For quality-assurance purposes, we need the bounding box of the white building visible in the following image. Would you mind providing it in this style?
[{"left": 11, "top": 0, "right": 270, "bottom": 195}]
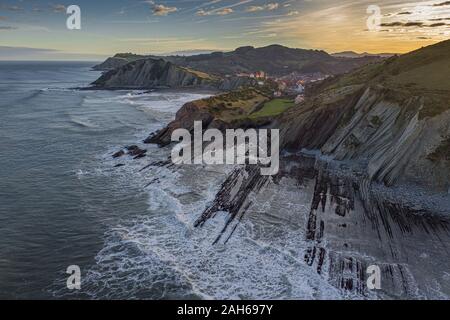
[{"left": 295, "top": 84, "right": 305, "bottom": 93}]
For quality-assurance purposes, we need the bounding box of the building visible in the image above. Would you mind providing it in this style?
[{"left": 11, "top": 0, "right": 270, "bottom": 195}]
[
  {"left": 295, "top": 95, "right": 305, "bottom": 104},
  {"left": 295, "top": 83, "right": 305, "bottom": 94},
  {"left": 254, "top": 71, "right": 266, "bottom": 79}
]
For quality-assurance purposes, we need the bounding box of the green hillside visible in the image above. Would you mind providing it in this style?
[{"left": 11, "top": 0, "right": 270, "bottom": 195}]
[
  {"left": 329, "top": 40, "right": 450, "bottom": 91},
  {"left": 317, "top": 39, "right": 450, "bottom": 119}
]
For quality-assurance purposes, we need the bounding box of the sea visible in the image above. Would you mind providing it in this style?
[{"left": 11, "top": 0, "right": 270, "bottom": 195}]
[{"left": 0, "top": 61, "right": 346, "bottom": 299}]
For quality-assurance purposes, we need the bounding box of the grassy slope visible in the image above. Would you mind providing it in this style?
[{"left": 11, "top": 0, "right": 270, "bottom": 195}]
[
  {"left": 249, "top": 99, "right": 295, "bottom": 119},
  {"left": 319, "top": 40, "right": 450, "bottom": 119},
  {"left": 198, "top": 88, "right": 271, "bottom": 121},
  {"left": 190, "top": 87, "right": 295, "bottom": 124},
  {"left": 179, "top": 67, "right": 220, "bottom": 81},
  {"left": 113, "top": 53, "right": 148, "bottom": 61},
  {"left": 330, "top": 40, "right": 450, "bottom": 89}
]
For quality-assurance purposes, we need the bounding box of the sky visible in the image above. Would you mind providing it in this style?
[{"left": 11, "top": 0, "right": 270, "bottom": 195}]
[{"left": 0, "top": 0, "right": 449, "bottom": 60}]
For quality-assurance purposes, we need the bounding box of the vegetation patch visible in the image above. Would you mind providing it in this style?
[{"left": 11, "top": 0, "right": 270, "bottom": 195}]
[
  {"left": 427, "top": 137, "right": 450, "bottom": 162},
  {"left": 419, "top": 95, "right": 450, "bottom": 120},
  {"left": 180, "top": 67, "right": 219, "bottom": 81},
  {"left": 249, "top": 99, "right": 295, "bottom": 119},
  {"left": 370, "top": 115, "right": 383, "bottom": 127},
  {"left": 194, "top": 88, "right": 271, "bottom": 122},
  {"left": 114, "top": 53, "right": 147, "bottom": 61}
]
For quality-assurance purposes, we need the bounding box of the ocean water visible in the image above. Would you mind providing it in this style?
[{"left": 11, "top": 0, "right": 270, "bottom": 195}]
[{"left": 0, "top": 61, "right": 343, "bottom": 300}]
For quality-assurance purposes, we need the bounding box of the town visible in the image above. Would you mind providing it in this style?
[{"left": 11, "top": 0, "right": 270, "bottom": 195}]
[{"left": 234, "top": 69, "right": 330, "bottom": 104}]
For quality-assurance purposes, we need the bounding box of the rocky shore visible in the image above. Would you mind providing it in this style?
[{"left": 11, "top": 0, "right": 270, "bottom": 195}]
[
  {"left": 102, "top": 40, "right": 450, "bottom": 298},
  {"left": 190, "top": 152, "right": 449, "bottom": 298}
]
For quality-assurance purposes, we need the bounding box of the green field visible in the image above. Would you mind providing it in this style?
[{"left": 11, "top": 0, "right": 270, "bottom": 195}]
[{"left": 250, "top": 98, "right": 295, "bottom": 119}]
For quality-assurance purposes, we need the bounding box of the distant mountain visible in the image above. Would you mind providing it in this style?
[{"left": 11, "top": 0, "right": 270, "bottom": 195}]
[
  {"left": 332, "top": 51, "right": 396, "bottom": 58},
  {"left": 164, "top": 45, "right": 383, "bottom": 77},
  {"left": 93, "top": 44, "right": 384, "bottom": 76},
  {"left": 163, "top": 49, "right": 217, "bottom": 56}
]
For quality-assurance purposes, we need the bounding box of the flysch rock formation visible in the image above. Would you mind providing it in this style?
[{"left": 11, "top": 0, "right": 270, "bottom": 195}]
[
  {"left": 92, "top": 53, "right": 152, "bottom": 71},
  {"left": 91, "top": 58, "right": 257, "bottom": 91},
  {"left": 178, "top": 41, "right": 450, "bottom": 299},
  {"left": 279, "top": 85, "right": 450, "bottom": 193},
  {"left": 92, "top": 57, "right": 130, "bottom": 71},
  {"left": 192, "top": 155, "right": 450, "bottom": 299}
]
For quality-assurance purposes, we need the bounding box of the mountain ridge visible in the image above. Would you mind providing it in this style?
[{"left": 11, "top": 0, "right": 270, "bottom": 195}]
[
  {"left": 332, "top": 51, "right": 396, "bottom": 58},
  {"left": 93, "top": 44, "right": 383, "bottom": 76}
]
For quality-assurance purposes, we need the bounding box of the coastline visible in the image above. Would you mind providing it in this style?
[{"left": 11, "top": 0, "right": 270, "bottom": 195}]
[{"left": 79, "top": 85, "right": 221, "bottom": 95}]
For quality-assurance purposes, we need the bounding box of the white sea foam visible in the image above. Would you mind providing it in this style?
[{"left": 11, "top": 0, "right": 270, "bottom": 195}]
[{"left": 82, "top": 177, "right": 344, "bottom": 299}]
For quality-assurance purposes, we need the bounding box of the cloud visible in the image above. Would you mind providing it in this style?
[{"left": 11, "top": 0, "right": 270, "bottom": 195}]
[
  {"left": 145, "top": 1, "right": 177, "bottom": 16},
  {"left": 197, "top": 0, "right": 253, "bottom": 16},
  {"left": 433, "top": 1, "right": 450, "bottom": 6},
  {"left": 429, "top": 17, "right": 450, "bottom": 21},
  {"left": 0, "top": 46, "right": 107, "bottom": 60},
  {"left": 0, "top": 26, "right": 17, "bottom": 30},
  {"left": 381, "top": 21, "right": 424, "bottom": 27},
  {"left": 196, "top": 9, "right": 208, "bottom": 16},
  {"left": 51, "top": 4, "right": 66, "bottom": 13},
  {"left": 0, "top": 5, "right": 23, "bottom": 11},
  {"left": 0, "top": 46, "right": 58, "bottom": 54},
  {"left": 380, "top": 22, "right": 404, "bottom": 27},
  {"left": 216, "top": 8, "right": 233, "bottom": 15},
  {"left": 0, "top": 16, "right": 7, "bottom": 20},
  {"left": 153, "top": 4, "right": 177, "bottom": 16},
  {"left": 197, "top": 8, "right": 233, "bottom": 16},
  {"left": 429, "top": 22, "right": 447, "bottom": 26},
  {"left": 246, "top": 3, "right": 279, "bottom": 13},
  {"left": 381, "top": 21, "right": 449, "bottom": 28}
]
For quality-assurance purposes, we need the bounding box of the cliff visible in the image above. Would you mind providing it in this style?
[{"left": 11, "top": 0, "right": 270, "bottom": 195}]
[
  {"left": 278, "top": 39, "right": 450, "bottom": 192},
  {"left": 146, "top": 87, "right": 276, "bottom": 146},
  {"left": 92, "top": 53, "right": 150, "bottom": 71},
  {"left": 92, "top": 57, "right": 130, "bottom": 71},
  {"left": 91, "top": 58, "right": 257, "bottom": 90}
]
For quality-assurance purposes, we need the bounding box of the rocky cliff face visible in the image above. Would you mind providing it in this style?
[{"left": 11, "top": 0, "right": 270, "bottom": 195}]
[
  {"left": 145, "top": 88, "right": 272, "bottom": 146},
  {"left": 92, "top": 58, "right": 216, "bottom": 89},
  {"left": 92, "top": 53, "right": 151, "bottom": 71},
  {"left": 279, "top": 85, "right": 450, "bottom": 192},
  {"left": 145, "top": 99, "right": 215, "bottom": 146},
  {"left": 280, "top": 40, "right": 450, "bottom": 192},
  {"left": 92, "top": 57, "right": 130, "bottom": 71},
  {"left": 91, "top": 58, "right": 257, "bottom": 90}
]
